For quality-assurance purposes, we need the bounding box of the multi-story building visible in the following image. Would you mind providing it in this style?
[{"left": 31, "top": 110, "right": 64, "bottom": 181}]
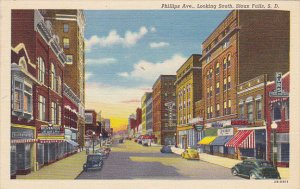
[
  {"left": 141, "top": 92, "right": 152, "bottom": 135},
  {"left": 11, "top": 10, "right": 69, "bottom": 176},
  {"left": 43, "top": 9, "right": 86, "bottom": 148},
  {"left": 84, "top": 110, "right": 101, "bottom": 137},
  {"left": 103, "top": 119, "right": 111, "bottom": 131},
  {"left": 175, "top": 54, "right": 203, "bottom": 149},
  {"left": 128, "top": 114, "right": 136, "bottom": 137},
  {"left": 266, "top": 72, "right": 289, "bottom": 167},
  {"left": 152, "top": 75, "right": 177, "bottom": 145},
  {"left": 200, "top": 10, "right": 289, "bottom": 130},
  {"left": 145, "top": 93, "right": 153, "bottom": 135}
]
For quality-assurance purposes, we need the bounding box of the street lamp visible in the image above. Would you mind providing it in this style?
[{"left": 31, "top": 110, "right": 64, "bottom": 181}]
[
  {"left": 99, "top": 133, "right": 102, "bottom": 147},
  {"left": 92, "top": 131, "right": 95, "bottom": 153},
  {"left": 271, "top": 121, "right": 278, "bottom": 169}
]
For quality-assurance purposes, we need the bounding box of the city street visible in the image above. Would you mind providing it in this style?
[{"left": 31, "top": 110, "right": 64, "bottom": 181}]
[{"left": 76, "top": 140, "right": 242, "bottom": 180}]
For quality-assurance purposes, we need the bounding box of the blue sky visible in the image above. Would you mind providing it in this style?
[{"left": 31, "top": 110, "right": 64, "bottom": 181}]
[{"left": 84, "top": 10, "right": 230, "bottom": 130}]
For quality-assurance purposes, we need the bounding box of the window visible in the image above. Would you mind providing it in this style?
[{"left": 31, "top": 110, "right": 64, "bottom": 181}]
[
  {"left": 223, "top": 39, "right": 229, "bottom": 49},
  {"left": 51, "top": 102, "right": 58, "bottom": 124},
  {"left": 223, "top": 78, "right": 227, "bottom": 91},
  {"left": 239, "top": 104, "right": 244, "bottom": 118},
  {"left": 38, "top": 95, "right": 46, "bottom": 121},
  {"left": 227, "top": 54, "right": 231, "bottom": 67},
  {"left": 50, "top": 63, "right": 57, "bottom": 92},
  {"left": 57, "top": 76, "right": 62, "bottom": 95},
  {"left": 247, "top": 103, "right": 254, "bottom": 122},
  {"left": 210, "top": 86, "right": 213, "bottom": 97},
  {"left": 223, "top": 58, "right": 227, "bottom": 69},
  {"left": 228, "top": 100, "right": 231, "bottom": 114},
  {"left": 273, "top": 103, "right": 281, "bottom": 121},
  {"left": 210, "top": 106, "right": 213, "bottom": 118},
  {"left": 256, "top": 100, "right": 262, "bottom": 120},
  {"left": 207, "top": 87, "right": 209, "bottom": 98},
  {"left": 224, "top": 101, "right": 227, "bottom": 115},
  {"left": 206, "top": 70, "right": 210, "bottom": 80},
  {"left": 13, "top": 81, "right": 22, "bottom": 111},
  {"left": 37, "top": 57, "right": 45, "bottom": 84},
  {"left": 63, "top": 24, "right": 69, "bottom": 32},
  {"left": 206, "top": 54, "right": 211, "bottom": 63},
  {"left": 66, "top": 55, "right": 73, "bottom": 64},
  {"left": 207, "top": 107, "right": 210, "bottom": 119},
  {"left": 216, "top": 103, "right": 220, "bottom": 117},
  {"left": 283, "top": 101, "right": 289, "bottom": 120},
  {"left": 23, "top": 85, "right": 32, "bottom": 113},
  {"left": 216, "top": 82, "right": 220, "bottom": 94},
  {"left": 209, "top": 68, "right": 213, "bottom": 78},
  {"left": 216, "top": 63, "right": 220, "bottom": 75},
  {"left": 227, "top": 76, "right": 231, "bottom": 89},
  {"left": 63, "top": 38, "right": 70, "bottom": 49}
]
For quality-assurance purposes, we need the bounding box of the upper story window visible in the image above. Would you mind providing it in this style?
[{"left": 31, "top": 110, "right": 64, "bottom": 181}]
[
  {"left": 37, "top": 57, "right": 45, "bottom": 84},
  {"left": 228, "top": 100, "right": 231, "bottom": 114},
  {"left": 12, "top": 79, "right": 33, "bottom": 114},
  {"left": 247, "top": 102, "right": 254, "bottom": 122},
  {"left": 223, "top": 39, "right": 230, "bottom": 49},
  {"left": 223, "top": 101, "right": 227, "bottom": 115},
  {"left": 57, "top": 76, "right": 62, "bottom": 95},
  {"left": 63, "top": 38, "right": 70, "bottom": 49},
  {"left": 216, "top": 82, "right": 220, "bottom": 94},
  {"left": 216, "top": 103, "right": 220, "bottom": 117},
  {"left": 50, "top": 63, "right": 57, "bottom": 92},
  {"left": 256, "top": 99, "right": 262, "bottom": 120},
  {"left": 38, "top": 95, "right": 46, "bottom": 121},
  {"left": 223, "top": 58, "right": 227, "bottom": 69},
  {"left": 227, "top": 54, "right": 231, "bottom": 67},
  {"left": 63, "top": 24, "right": 69, "bottom": 33},
  {"left": 206, "top": 70, "right": 210, "bottom": 80},
  {"left": 223, "top": 78, "right": 227, "bottom": 91},
  {"left": 210, "top": 86, "right": 213, "bottom": 97},
  {"left": 272, "top": 103, "right": 281, "bottom": 121},
  {"left": 209, "top": 68, "right": 213, "bottom": 78},
  {"left": 239, "top": 103, "right": 244, "bottom": 118},
  {"left": 227, "top": 76, "right": 231, "bottom": 89},
  {"left": 206, "top": 54, "right": 211, "bottom": 63},
  {"left": 51, "top": 102, "right": 58, "bottom": 124},
  {"left": 66, "top": 55, "right": 73, "bottom": 64},
  {"left": 216, "top": 63, "right": 220, "bottom": 75},
  {"left": 206, "top": 87, "right": 209, "bottom": 99}
]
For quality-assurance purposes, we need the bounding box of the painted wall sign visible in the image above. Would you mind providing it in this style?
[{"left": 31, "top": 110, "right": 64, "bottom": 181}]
[
  {"left": 231, "top": 119, "right": 249, "bottom": 125},
  {"left": 11, "top": 127, "right": 34, "bottom": 140}
]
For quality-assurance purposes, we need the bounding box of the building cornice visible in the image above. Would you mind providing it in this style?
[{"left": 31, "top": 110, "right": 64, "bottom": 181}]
[{"left": 174, "top": 67, "right": 202, "bottom": 85}]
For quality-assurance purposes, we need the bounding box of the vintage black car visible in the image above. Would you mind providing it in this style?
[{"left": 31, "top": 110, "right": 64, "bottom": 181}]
[
  {"left": 231, "top": 159, "right": 281, "bottom": 179},
  {"left": 83, "top": 154, "right": 104, "bottom": 171},
  {"left": 160, "top": 145, "right": 172, "bottom": 153}
]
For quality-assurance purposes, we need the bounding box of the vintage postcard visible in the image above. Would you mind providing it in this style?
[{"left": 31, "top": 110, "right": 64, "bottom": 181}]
[{"left": 0, "top": 0, "right": 299, "bottom": 189}]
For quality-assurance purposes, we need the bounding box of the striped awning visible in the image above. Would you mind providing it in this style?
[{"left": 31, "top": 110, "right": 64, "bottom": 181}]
[
  {"left": 198, "top": 136, "right": 217, "bottom": 145},
  {"left": 225, "top": 130, "right": 255, "bottom": 149},
  {"left": 11, "top": 139, "right": 38, "bottom": 144}
]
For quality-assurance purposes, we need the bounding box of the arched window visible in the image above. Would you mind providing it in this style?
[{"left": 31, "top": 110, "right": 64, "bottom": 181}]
[
  {"left": 227, "top": 54, "right": 231, "bottom": 67},
  {"left": 227, "top": 76, "right": 231, "bottom": 89},
  {"left": 216, "top": 63, "right": 220, "bottom": 74},
  {"left": 37, "top": 57, "right": 45, "bottom": 84},
  {"left": 223, "top": 58, "right": 227, "bottom": 69}
]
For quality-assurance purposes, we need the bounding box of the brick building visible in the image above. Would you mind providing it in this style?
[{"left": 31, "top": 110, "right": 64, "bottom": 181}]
[
  {"left": 141, "top": 92, "right": 152, "bottom": 135},
  {"left": 43, "top": 10, "right": 86, "bottom": 148},
  {"left": 84, "top": 109, "right": 101, "bottom": 137},
  {"left": 200, "top": 10, "right": 289, "bottom": 130},
  {"left": 152, "top": 75, "right": 176, "bottom": 145},
  {"left": 175, "top": 55, "right": 203, "bottom": 149},
  {"left": 145, "top": 93, "right": 153, "bottom": 135}
]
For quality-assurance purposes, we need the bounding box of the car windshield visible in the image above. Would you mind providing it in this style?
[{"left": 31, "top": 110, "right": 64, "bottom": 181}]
[
  {"left": 257, "top": 161, "right": 273, "bottom": 167},
  {"left": 87, "top": 155, "right": 101, "bottom": 162}
]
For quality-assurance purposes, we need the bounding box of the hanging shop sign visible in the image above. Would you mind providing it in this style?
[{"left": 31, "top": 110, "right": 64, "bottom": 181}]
[
  {"left": 39, "top": 125, "right": 64, "bottom": 137},
  {"left": 269, "top": 72, "right": 289, "bottom": 97},
  {"left": 218, "top": 128, "right": 234, "bottom": 136}
]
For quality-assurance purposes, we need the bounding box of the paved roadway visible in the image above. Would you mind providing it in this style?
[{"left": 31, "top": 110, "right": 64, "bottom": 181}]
[{"left": 76, "top": 140, "right": 243, "bottom": 180}]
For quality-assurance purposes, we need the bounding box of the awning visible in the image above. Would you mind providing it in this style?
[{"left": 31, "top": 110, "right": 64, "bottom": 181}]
[
  {"left": 210, "top": 136, "right": 233, "bottom": 146},
  {"left": 39, "top": 139, "right": 64, "bottom": 143},
  {"left": 198, "top": 136, "right": 217, "bottom": 145},
  {"left": 11, "top": 139, "right": 38, "bottom": 144},
  {"left": 225, "top": 130, "right": 255, "bottom": 149},
  {"left": 66, "top": 140, "right": 79, "bottom": 147}
]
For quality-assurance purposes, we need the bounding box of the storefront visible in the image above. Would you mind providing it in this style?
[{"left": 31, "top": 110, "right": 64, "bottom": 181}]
[
  {"left": 37, "top": 125, "right": 64, "bottom": 166},
  {"left": 210, "top": 128, "right": 234, "bottom": 157},
  {"left": 198, "top": 136, "right": 217, "bottom": 154},
  {"left": 11, "top": 125, "right": 37, "bottom": 177},
  {"left": 271, "top": 133, "right": 289, "bottom": 167}
]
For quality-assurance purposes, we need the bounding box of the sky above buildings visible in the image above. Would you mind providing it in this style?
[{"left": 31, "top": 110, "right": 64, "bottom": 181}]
[{"left": 84, "top": 10, "right": 230, "bottom": 132}]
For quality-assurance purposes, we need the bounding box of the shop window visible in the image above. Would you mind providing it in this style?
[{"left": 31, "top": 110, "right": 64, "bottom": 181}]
[
  {"left": 216, "top": 82, "right": 220, "bottom": 94},
  {"left": 247, "top": 102, "right": 254, "bottom": 122},
  {"left": 216, "top": 63, "right": 220, "bottom": 75},
  {"left": 37, "top": 57, "right": 45, "bottom": 84},
  {"left": 281, "top": 143, "right": 289, "bottom": 162},
  {"left": 273, "top": 103, "right": 281, "bottom": 121},
  {"left": 256, "top": 100, "right": 262, "bottom": 120},
  {"left": 63, "top": 38, "right": 70, "bottom": 49},
  {"left": 63, "top": 24, "right": 69, "bottom": 33},
  {"left": 38, "top": 95, "right": 46, "bottom": 121}
]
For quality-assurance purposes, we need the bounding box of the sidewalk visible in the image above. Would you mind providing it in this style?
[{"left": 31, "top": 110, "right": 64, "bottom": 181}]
[
  {"left": 17, "top": 151, "right": 87, "bottom": 179},
  {"left": 171, "top": 147, "right": 289, "bottom": 179}
]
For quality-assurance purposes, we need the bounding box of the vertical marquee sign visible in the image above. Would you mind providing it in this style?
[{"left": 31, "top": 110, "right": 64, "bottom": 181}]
[{"left": 269, "top": 72, "right": 289, "bottom": 97}]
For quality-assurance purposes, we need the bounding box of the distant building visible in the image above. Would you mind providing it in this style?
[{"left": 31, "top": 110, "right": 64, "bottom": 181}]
[
  {"left": 85, "top": 110, "right": 101, "bottom": 137},
  {"left": 152, "top": 75, "right": 177, "bottom": 145},
  {"left": 145, "top": 93, "right": 153, "bottom": 135},
  {"left": 141, "top": 92, "right": 152, "bottom": 135}
]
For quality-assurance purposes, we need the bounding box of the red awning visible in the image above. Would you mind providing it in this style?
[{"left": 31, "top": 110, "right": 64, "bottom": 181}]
[{"left": 225, "top": 130, "right": 255, "bottom": 149}]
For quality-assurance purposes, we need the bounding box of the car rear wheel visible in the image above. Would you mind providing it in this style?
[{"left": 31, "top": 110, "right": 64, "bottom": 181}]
[{"left": 232, "top": 169, "right": 238, "bottom": 176}]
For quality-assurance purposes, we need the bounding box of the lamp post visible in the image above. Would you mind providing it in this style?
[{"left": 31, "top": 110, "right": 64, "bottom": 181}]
[
  {"left": 174, "top": 132, "right": 177, "bottom": 148},
  {"left": 92, "top": 131, "right": 95, "bottom": 153},
  {"left": 99, "top": 133, "right": 102, "bottom": 147},
  {"left": 271, "top": 121, "right": 278, "bottom": 169}
]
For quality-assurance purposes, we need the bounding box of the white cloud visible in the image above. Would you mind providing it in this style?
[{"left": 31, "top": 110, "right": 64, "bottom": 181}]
[
  {"left": 85, "top": 72, "right": 94, "bottom": 81},
  {"left": 85, "top": 26, "right": 148, "bottom": 50},
  {"left": 118, "top": 72, "right": 129, "bottom": 77},
  {"left": 149, "top": 42, "right": 170, "bottom": 48},
  {"left": 86, "top": 58, "right": 117, "bottom": 65},
  {"left": 150, "top": 27, "right": 157, "bottom": 33},
  {"left": 124, "top": 54, "right": 187, "bottom": 81}
]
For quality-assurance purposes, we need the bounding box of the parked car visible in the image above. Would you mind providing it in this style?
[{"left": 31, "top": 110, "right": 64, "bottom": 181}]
[
  {"left": 181, "top": 148, "right": 200, "bottom": 160},
  {"left": 95, "top": 148, "right": 109, "bottom": 159},
  {"left": 137, "top": 136, "right": 143, "bottom": 144},
  {"left": 231, "top": 159, "right": 281, "bottom": 179},
  {"left": 83, "top": 154, "right": 104, "bottom": 171},
  {"left": 119, "top": 138, "right": 124, "bottom": 143},
  {"left": 160, "top": 145, "right": 172, "bottom": 153}
]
